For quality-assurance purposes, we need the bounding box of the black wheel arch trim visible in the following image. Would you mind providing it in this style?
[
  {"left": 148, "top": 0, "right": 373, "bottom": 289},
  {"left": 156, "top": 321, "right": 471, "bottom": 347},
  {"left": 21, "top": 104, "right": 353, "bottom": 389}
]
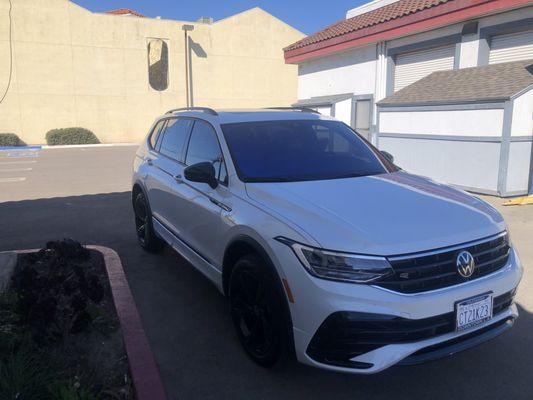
[{"left": 132, "top": 180, "right": 149, "bottom": 208}]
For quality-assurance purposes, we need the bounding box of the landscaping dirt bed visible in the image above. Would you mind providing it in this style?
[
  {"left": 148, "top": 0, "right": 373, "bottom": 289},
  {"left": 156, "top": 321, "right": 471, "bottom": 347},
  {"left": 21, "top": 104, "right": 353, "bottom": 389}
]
[{"left": 0, "top": 240, "right": 133, "bottom": 400}]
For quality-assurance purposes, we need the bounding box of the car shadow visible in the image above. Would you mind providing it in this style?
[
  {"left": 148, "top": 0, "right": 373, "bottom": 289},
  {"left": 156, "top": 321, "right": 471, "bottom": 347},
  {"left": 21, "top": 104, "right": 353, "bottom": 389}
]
[{"left": 0, "top": 192, "right": 531, "bottom": 400}]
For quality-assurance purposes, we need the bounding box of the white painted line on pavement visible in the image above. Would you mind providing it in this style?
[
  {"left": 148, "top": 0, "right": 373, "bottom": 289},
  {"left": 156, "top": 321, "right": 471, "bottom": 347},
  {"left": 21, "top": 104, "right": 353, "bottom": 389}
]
[
  {"left": 0, "top": 154, "right": 39, "bottom": 159},
  {"left": 0, "top": 177, "right": 26, "bottom": 183},
  {"left": 0, "top": 160, "right": 37, "bottom": 165},
  {"left": 0, "top": 167, "right": 32, "bottom": 172}
]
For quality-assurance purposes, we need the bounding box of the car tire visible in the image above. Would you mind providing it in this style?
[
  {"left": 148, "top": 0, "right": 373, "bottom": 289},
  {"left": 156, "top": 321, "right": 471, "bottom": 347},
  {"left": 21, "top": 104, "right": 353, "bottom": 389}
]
[
  {"left": 133, "top": 191, "right": 165, "bottom": 253},
  {"left": 229, "top": 254, "right": 289, "bottom": 367}
]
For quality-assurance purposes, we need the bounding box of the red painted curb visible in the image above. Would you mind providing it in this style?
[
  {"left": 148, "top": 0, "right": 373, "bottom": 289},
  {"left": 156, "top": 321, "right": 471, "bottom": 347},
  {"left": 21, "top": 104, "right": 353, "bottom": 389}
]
[{"left": 9, "top": 247, "right": 168, "bottom": 400}]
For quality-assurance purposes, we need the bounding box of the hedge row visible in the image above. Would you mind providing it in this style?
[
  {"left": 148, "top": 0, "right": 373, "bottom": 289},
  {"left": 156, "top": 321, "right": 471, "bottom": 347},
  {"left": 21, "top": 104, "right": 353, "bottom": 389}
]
[
  {"left": 45, "top": 128, "right": 100, "bottom": 145},
  {"left": 0, "top": 133, "right": 25, "bottom": 147},
  {"left": 1, "top": 128, "right": 101, "bottom": 146}
]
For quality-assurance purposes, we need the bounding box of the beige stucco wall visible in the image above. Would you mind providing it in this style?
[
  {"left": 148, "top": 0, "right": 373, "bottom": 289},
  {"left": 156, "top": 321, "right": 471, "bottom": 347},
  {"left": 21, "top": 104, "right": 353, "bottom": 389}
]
[{"left": 0, "top": 0, "right": 303, "bottom": 144}]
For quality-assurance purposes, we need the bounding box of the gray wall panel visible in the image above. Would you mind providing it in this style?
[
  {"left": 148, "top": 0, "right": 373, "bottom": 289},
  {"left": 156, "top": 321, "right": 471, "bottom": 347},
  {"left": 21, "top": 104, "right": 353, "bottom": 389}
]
[
  {"left": 506, "top": 141, "right": 533, "bottom": 194},
  {"left": 379, "top": 137, "right": 501, "bottom": 192}
]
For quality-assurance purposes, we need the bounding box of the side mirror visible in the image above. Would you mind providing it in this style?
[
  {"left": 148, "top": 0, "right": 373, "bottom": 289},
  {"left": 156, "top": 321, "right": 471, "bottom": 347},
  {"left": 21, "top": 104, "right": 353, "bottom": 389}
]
[
  {"left": 380, "top": 151, "right": 394, "bottom": 164},
  {"left": 184, "top": 162, "right": 218, "bottom": 189}
]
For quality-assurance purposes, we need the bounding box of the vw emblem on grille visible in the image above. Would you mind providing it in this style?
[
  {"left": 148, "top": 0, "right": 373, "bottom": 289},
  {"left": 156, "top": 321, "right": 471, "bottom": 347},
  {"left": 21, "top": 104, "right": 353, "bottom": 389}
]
[{"left": 456, "top": 251, "right": 475, "bottom": 278}]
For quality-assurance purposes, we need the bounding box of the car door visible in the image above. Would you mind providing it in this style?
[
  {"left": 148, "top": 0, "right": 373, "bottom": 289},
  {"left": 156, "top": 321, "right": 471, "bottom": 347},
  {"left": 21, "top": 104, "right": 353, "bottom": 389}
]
[
  {"left": 167, "top": 119, "right": 230, "bottom": 268},
  {"left": 144, "top": 117, "right": 193, "bottom": 236}
]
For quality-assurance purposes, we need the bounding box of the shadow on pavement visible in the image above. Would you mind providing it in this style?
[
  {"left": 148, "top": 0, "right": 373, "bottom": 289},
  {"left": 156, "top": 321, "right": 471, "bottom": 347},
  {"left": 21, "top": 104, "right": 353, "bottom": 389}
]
[{"left": 0, "top": 192, "right": 531, "bottom": 400}]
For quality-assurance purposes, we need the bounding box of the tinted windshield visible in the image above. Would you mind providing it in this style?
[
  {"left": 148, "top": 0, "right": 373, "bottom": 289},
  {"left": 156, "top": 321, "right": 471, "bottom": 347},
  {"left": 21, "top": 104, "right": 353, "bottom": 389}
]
[{"left": 221, "top": 119, "right": 393, "bottom": 182}]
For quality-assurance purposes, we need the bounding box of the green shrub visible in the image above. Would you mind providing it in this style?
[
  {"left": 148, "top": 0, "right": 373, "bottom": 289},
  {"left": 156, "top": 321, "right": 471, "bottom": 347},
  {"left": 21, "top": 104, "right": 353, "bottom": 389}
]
[
  {"left": 0, "top": 133, "right": 25, "bottom": 147},
  {"left": 45, "top": 128, "right": 100, "bottom": 146}
]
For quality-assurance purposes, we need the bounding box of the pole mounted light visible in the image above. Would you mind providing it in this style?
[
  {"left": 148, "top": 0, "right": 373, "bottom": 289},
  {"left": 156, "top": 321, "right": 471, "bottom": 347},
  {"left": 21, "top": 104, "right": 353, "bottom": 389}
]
[{"left": 182, "top": 24, "right": 195, "bottom": 108}]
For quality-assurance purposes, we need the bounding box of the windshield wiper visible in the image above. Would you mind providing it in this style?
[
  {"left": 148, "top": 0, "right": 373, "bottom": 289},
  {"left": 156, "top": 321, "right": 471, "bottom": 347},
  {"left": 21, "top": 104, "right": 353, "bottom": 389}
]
[
  {"left": 328, "top": 172, "right": 368, "bottom": 180},
  {"left": 247, "top": 177, "right": 296, "bottom": 182}
]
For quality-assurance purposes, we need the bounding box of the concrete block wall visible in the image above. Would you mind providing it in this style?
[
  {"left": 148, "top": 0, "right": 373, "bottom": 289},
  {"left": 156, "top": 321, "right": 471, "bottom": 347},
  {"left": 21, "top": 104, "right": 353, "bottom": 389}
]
[{"left": 0, "top": 0, "right": 304, "bottom": 144}]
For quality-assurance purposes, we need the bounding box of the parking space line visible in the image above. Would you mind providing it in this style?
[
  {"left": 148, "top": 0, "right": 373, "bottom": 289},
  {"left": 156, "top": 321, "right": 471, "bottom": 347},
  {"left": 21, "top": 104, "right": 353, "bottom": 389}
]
[
  {"left": 0, "top": 155, "right": 39, "bottom": 159},
  {"left": 0, "top": 167, "right": 32, "bottom": 172},
  {"left": 0, "top": 177, "right": 26, "bottom": 183},
  {"left": 0, "top": 150, "right": 40, "bottom": 158},
  {"left": 0, "top": 160, "right": 37, "bottom": 165}
]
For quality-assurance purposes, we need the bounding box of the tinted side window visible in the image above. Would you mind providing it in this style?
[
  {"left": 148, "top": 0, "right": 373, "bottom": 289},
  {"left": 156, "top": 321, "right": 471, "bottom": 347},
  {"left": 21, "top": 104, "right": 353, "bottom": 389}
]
[
  {"left": 186, "top": 120, "right": 226, "bottom": 182},
  {"left": 149, "top": 120, "right": 165, "bottom": 149},
  {"left": 159, "top": 119, "right": 191, "bottom": 161}
]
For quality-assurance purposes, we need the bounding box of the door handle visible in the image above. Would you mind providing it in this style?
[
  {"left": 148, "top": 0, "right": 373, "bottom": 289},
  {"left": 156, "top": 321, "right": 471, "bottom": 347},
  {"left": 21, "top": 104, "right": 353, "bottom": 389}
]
[
  {"left": 210, "top": 197, "right": 232, "bottom": 212},
  {"left": 174, "top": 174, "right": 183, "bottom": 183},
  {"left": 146, "top": 158, "right": 153, "bottom": 166}
]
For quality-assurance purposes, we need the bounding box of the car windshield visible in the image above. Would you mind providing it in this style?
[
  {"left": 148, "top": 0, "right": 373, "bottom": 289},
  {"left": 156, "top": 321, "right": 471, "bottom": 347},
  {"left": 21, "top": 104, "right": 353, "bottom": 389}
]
[{"left": 221, "top": 119, "right": 393, "bottom": 182}]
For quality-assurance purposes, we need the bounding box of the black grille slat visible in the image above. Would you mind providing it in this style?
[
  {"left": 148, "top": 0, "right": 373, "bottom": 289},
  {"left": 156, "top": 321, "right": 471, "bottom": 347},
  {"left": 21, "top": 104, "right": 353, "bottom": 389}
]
[
  {"left": 472, "top": 241, "right": 509, "bottom": 259},
  {"left": 392, "top": 258, "right": 455, "bottom": 273},
  {"left": 375, "top": 234, "right": 510, "bottom": 294}
]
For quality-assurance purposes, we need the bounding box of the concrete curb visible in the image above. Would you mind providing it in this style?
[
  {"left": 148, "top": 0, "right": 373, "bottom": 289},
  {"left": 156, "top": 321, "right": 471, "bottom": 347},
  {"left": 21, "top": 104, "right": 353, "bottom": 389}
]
[
  {"left": 4, "top": 246, "right": 168, "bottom": 400},
  {"left": 0, "top": 143, "right": 138, "bottom": 151}
]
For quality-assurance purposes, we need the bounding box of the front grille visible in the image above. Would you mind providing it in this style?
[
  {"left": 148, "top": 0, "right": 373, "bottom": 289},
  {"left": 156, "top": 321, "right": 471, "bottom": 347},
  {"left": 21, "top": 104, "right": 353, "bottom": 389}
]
[
  {"left": 375, "top": 233, "right": 510, "bottom": 294},
  {"left": 307, "top": 290, "right": 515, "bottom": 368}
]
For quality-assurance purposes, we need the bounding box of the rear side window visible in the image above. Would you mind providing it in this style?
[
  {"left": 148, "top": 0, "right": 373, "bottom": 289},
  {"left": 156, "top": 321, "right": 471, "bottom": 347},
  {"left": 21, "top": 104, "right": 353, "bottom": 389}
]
[
  {"left": 159, "top": 118, "right": 192, "bottom": 162},
  {"left": 186, "top": 120, "right": 227, "bottom": 183},
  {"left": 149, "top": 120, "right": 166, "bottom": 149}
]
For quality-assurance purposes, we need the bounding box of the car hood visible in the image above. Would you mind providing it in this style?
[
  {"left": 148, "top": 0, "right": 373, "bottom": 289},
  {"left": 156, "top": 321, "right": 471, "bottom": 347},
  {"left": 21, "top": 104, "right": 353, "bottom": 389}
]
[{"left": 245, "top": 172, "right": 505, "bottom": 255}]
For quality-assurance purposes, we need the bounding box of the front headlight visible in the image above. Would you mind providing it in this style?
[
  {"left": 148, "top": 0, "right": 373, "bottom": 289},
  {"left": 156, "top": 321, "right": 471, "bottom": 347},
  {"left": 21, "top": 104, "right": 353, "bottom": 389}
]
[{"left": 276, "top": 237, "right": 393, "bottom": 283}]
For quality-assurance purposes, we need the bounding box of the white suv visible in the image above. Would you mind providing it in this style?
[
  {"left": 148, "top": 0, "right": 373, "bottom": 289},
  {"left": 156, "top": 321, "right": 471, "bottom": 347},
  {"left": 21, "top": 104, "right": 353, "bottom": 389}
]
[{"left": 132, "top": 107, "right": 522, "bottom": 373}]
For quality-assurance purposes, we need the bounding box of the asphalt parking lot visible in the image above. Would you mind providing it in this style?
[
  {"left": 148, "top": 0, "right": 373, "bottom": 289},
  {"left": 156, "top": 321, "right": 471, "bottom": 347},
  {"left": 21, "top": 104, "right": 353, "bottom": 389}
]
[{"left": 1, "top": 146, "right": 532, "bottom": 400}]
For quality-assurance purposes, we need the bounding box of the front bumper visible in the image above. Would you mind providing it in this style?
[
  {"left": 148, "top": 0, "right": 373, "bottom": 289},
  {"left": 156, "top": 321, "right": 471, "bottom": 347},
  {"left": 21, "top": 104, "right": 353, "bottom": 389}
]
[{"left": 273, "top": 241, "right": 523, "bottom": 374}]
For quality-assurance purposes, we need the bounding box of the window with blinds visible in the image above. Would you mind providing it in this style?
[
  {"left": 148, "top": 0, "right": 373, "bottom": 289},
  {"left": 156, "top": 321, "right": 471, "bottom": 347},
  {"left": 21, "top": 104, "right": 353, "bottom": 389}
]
[
  {"left": 489, "top": 30, "right": 533, "bottom": 64},
  {"left": 394, "top": 45, "right": 455, "bottom": 92}
]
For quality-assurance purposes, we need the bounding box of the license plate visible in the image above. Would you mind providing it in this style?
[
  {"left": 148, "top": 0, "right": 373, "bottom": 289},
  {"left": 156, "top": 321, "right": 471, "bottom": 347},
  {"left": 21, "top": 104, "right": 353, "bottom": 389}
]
[{"left": 455, "top": 293, "right": 493, "bottom": 332}]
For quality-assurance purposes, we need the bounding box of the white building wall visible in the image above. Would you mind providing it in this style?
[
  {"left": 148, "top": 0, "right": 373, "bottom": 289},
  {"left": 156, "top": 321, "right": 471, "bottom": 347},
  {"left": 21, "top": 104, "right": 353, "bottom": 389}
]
[
  {"left": 378, "top": 136, "right": 501, "bottom": 192},
  {"left": 379, "top": 109, "right": 504, "bottom": 136},
  {"left": 297, "top": 7, "right": 533, "bottom": 103},
  {"left": 506, "top": 141, "right": 532, "bottom": 192},
  {"left": 297, "top": 45, "right": 377, "bottom": 99},
  {"left": 387, "top": 24, "right": 462, "bottom": 51},
  {"left": 334, "top": 98, "right": 352, "bottom": 125},
  {"left": 511, "top": 88, "right": 533, "bottom": 136},
  {"left": 346, "top": 0, "right": 400, "bottom": 18},
  {"left": 459, "top": 34, "right": 479, "bottom": 68},
  {"left": 478, "top": 7, "right": 533, "bottom": 30}
]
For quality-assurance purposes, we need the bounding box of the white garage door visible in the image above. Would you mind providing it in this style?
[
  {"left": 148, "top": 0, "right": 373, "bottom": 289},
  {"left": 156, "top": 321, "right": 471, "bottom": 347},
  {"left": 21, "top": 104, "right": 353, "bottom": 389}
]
[
  {"left": 394, "top": 45, "right": 455, "bottom": 92},
  {"left": 489, "top": 30, "right": 533, "bottom": 64}
]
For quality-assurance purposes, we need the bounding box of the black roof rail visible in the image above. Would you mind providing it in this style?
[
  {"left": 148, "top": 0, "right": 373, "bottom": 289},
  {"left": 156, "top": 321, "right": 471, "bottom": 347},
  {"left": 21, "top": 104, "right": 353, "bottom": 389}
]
[
  {"left": 264, "top": 106, "right": 320, "bottom": 114},
  {"left": 165, "top": 107, "right": 218, "bottom": 116}
]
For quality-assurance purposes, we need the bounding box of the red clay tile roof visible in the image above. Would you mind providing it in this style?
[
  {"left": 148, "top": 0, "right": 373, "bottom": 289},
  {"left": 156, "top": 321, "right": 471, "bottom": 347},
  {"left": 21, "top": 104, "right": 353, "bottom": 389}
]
[
  {"left": 104, "top": 8, "right": 146, "bottom": 17},
  {"left": 285, "top": 0, "right": 452, "bottom": 51}
]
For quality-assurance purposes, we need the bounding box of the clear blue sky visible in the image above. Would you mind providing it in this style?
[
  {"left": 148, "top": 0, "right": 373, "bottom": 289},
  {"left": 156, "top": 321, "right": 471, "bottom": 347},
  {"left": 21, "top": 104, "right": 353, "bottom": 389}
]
[{"left": 71, "top": 0, "right": 366, "bottom": 35}]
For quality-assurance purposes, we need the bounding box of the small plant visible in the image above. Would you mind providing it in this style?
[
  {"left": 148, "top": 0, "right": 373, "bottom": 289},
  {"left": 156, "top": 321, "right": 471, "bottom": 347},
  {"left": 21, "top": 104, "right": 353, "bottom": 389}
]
[
  {"left": 45, "top": 128, "right": 100, "bottom": 146},
  {"left": 0, "top": 340, "right": 51, "bottom": 400},
  {"left": 0, "top": 133, "right": 25, "bottom": 147},
  {"left": 50, "top": 380, "right": 100, "bottom": 400},
  {"left": 11, "top": 239, "right": 105, "bottom": 343}
]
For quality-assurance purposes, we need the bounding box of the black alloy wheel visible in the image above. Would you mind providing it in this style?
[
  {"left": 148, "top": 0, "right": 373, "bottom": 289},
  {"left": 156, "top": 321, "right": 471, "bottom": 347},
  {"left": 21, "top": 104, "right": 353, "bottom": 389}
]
[
  {"left": 230, "top": 254, "right": 288, "bottom": 367},
  {"left": 133, "top": 191, "right": 164, "bottom": 252}
]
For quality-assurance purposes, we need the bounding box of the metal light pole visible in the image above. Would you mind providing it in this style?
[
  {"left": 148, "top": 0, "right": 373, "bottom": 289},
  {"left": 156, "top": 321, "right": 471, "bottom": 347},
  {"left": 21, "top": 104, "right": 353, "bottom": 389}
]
[{"left": 182, "top": 24, "right": 194, "bottom": 108}]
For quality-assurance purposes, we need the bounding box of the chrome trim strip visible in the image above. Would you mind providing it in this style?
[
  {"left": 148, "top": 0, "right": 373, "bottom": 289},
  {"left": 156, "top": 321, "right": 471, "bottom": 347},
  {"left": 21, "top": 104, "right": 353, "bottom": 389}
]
[
  {"left": 153, "top": 215, "right": 220, "bottom": 268},
  {"left": 387, "top": 231, "right": 507, "bottom": 262}
]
